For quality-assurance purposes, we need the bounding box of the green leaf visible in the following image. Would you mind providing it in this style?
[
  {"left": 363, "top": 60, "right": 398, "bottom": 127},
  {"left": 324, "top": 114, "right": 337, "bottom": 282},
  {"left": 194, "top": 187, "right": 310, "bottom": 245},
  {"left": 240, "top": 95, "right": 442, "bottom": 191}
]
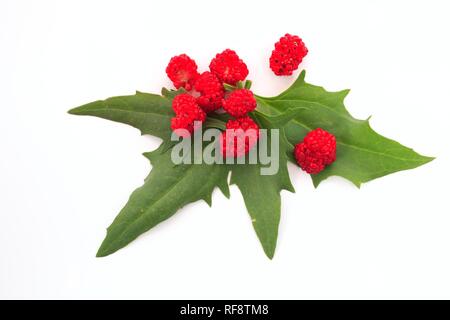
[
  {"left": 204, "top": 117, "right": 227, "bottom": 130},
  {"left": 161, "top": 87, "right": 186, "bottom": 100},
  {"left": 230, "top": 113, "right": 294, "bottom": 259},
  {"left": 255, "top": 107, "right": 307, "bottom": 128},
  {"left": 256, "top": 71, "right": 433, "bottom": 187},
  {"left": 68, "top": 91, "right": 176, "bottom": 141},
  {"left": 96, "top": 145, "right": 229, "bottom": 257},
  {"left": 70, "top": 70, "right": 432, "bottom": 259}
]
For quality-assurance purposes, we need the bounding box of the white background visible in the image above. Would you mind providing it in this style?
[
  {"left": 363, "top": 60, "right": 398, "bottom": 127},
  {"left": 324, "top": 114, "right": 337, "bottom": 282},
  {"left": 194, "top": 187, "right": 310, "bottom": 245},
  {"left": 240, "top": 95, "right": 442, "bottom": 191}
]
[{"left": 1, "top": 0, "right": 449, "bottom": 299}]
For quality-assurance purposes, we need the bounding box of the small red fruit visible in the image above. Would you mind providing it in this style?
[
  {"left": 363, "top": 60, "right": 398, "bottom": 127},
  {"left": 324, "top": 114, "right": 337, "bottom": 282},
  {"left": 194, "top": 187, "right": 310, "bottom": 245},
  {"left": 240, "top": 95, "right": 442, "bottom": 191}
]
[
  {"left": 194, "top": 71, "right": 224, "bottom": 113},
  {"left": 171, "top": 93, "right": 200, "bottom": 114},
  {"left": 222, "top": 89, "right": 256, "bottom": 118},
  {"left": 220, "top": 116, "right": 259, "bottom": 157},
  {"left": 166, "top": 54, "right": 199, "bottom": 90},
  {"left": 209, "top": 49, "right": 249, "bottom": 85},
  {"left": 294, "top": 128, "right": 336, "bottom": 174},
  {"left": 171, "top": 94, "right": 206, "bottom": 137},
  {"left": 270, "top": 34, "right": 308, "bottom": 76}
]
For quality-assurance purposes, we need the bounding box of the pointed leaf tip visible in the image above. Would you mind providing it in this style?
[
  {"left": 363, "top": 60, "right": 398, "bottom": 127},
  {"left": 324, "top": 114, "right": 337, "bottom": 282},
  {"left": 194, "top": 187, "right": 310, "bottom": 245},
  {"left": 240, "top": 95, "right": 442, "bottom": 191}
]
[
  {"left": 299, "top": 69, "right": 306, "bottom": 80},
  {"left": 258, "top": 70, "right": 434, "bottom": 186},
  {"left": 96, "top": 144, "right": 230, "bottom": 256},
  {"left": 96, "top": 242, "right": 112, "bottom": 258},
  {"left": 68, "top": 105, "right": 86, "bottom": 115}
]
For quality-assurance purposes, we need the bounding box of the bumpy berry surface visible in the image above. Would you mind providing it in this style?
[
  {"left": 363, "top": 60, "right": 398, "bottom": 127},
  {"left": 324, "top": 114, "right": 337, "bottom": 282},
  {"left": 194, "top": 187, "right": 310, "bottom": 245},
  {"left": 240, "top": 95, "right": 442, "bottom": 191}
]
[
  {"left": 294, "top": 128, "right": 336, "bottom": 174},
  {"left": 209, "top": 49, "right": 249, "bottom": 85},
  {"left": 171, "top": 93, "right": 199, "bottom": 114},
  {"left": 222, "top": 89, "right": 256, "bottom": 118},
  {"left": 166, "top": 54, "right": 199, "bottom": 90},
  {"left": 171, "top": 94, "right": 206, "bottom": 137},
  {"left": 220, "top": 116, "right": 259, "bottom": 157},
  {"left": 270, "top": 34, "right": 308, "bottom": 76},
  {"left": 194, "top": 71, "right": 224, "bottom": 113}
]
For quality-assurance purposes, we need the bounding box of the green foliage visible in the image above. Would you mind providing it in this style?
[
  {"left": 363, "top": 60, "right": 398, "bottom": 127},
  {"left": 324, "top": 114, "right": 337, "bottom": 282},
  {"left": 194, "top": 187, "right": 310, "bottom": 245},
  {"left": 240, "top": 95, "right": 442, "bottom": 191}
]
[
  {"left": 256, "top": 71, "right": 433, "bottom": 187},
  {"left": 69, "top": 71, "right": 432, "bottom": 258}
]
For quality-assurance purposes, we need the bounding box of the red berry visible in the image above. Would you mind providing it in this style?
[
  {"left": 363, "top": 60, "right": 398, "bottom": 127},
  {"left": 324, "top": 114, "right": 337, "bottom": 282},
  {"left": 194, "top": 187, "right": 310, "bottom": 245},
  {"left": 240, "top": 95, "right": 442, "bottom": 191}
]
[
  {"left": 171, "top": 94, "right": 206, "bottom": 137},
  {"left": 172, "top": 93, "right": 199, "bottom": 114},
  {"left": 270, "top": 34, "right": 308, "bottom": 76},
  {"left": 171, "top": 113, "right": 204, "bottom": 137},
  {"left": 166, "top": 54, "right": 199, "bottom": 90},
  {"left": 171, "top": 115, "right": 193, "bottom": 137},
  {"left": 222, "top": 89, "right": 256, "bottom": 118},
  {"left": 209, "top": 49, "right": 249, "bottom": 85},
  {"left": 294, "top": 128, "right": 336, "bottom": 174},
  {"left": 194, "top": 71, "right": 225, "bottom": 113},
  {"left": 220, "top": 116, "right": 259, "bottom": 157}
]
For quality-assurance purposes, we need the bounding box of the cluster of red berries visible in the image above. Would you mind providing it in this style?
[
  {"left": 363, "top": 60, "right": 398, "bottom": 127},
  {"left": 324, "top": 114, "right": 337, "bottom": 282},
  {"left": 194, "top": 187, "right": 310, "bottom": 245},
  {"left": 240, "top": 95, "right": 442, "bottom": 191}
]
[
  {"left": 166, "top": 49, "right": 258, "bottom": 157},
  {"left": 165, "top": 34, "right": 336, "bottom": 173}
]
